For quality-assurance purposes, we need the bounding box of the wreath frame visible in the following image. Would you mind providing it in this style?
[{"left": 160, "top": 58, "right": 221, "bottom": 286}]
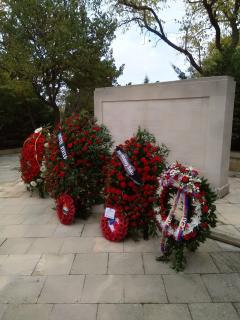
[
  {"left": 56, "top": 193, "right": 76, "bottom": 225},
  {"left": 155, "top": 162, "right": 217, "bottom": 271},
  {"left": 101, "top": 208, "right": 129, "bottom": 242}
]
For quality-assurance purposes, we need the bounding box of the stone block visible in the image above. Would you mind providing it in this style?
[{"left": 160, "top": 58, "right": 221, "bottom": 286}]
[
  {"left": 50, "top": 304, "right": 97, "bottom": 320},
  {"left": 189, "top": 302, "right": 239, "bottom": 320},
  {"left": 33, "top": 254, "right": 74, "bottom": 275},
  {"left": 60, "top": 237, "right": 95, "bottom": 253},
  {"left": 81, "top": 275, "right": 124, "bottom": 303},
  {"left": 124, "top": 275, "right": 168, "bottom": 303},
  {"left": 70, "top": 253, "right": 108, "bottom": 275},
  {"left": 108, "top": 253, "right": 144, "bottom": 275},
  {"left": 123, "top": 238, "right": 159, "bottom": 253},
  {"left": 27, "top": 238, "right": 64, "bottom": 254},
  {"left": 82, "top": 224, "right": 102, "bottom": 237},
  {"left": 97, "top": 304, "right": 143, "bottom": 320},
  {"left": 53, "top": 223, "right": 84, "bottom": 237},
  {"left": 184, "top": 252, "right": 219, "bottom": 273},
  {"left": 0, "top": 238, "right": 34, "bottom": 254},
  {"left": 202, "top": 274, "right": 240, "bottom": 302},
  {"left": 2, "top": 304, "right": 53, "bottom": 320},
  {"left": 38, "top": 275, "right": 84, "bottom": 303},
  {"left": 143, "top": 253, "right": 175, "bottom": 274},
  {"left": 94, "top": 237, "right": 123, "bottom": 253},
  {"left": 210, "top": 252, "right": 240, "bottom": 272},
  {"left": 0, "top": 276, "right": 45, "bottom": 303},
  {"left": 95, "top": 77, "right": 236, "bottom": 197},
  {"left": 0, "top": 254, "right": 40, "bottom": 275},
  {"left": 163, "top": 274, "right": 211, "bottom": 303},
  {"left": 143, "top": 304, "right": 192, "bottom": 320}
]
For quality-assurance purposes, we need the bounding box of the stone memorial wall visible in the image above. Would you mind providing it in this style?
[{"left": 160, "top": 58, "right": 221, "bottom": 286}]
[{"left": 94, "top": 76, "right": 235, "bottom": 197}]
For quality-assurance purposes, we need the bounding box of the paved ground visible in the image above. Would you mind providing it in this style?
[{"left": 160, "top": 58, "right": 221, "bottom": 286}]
[{"left": 0, "top": 154, "right": 240, "bottom": 320}]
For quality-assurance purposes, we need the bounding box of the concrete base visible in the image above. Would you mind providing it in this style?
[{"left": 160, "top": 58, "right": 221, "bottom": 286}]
[{"left": 216, "top": 183, "right": 230, "bottom": 199}]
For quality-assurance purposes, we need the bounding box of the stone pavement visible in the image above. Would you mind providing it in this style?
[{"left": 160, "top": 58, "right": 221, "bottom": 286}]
[{"left": 0, "top": 154, "right": 240, "bottom": 320}]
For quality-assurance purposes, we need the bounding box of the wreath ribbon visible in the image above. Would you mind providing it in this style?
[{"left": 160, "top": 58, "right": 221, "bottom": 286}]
[{"left": 160, "top": 189, "right": 188, "bottom": 253}]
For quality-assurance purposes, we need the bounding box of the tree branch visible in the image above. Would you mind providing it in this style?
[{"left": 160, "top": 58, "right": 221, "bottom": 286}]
[
  {"left": 118, "top": 0, "right": 203, "bottom": 73},
  {"left": 202, "top": 0, "right": 222, "bottom": 51}
]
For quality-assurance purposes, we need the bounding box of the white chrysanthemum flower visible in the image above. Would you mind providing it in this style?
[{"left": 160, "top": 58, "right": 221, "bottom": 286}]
[
  {"left": 44, "top": 143, "right": 49, "bottom": 148},
  {"left": 34, "top": 127, "right": 42, "bottom": 133},
  {"left": 40, "top": 165, "right": 46, "bottom": 172},
  {"left": 30, "top": 181, "right": 37, "bottom": 187}
]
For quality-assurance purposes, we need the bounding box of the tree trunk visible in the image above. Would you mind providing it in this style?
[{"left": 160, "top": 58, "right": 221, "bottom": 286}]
[{"left": 51, "top": 103, "right": 60, "bottom": 125}]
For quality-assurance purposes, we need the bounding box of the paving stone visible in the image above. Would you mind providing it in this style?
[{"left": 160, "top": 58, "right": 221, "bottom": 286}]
[
  {"left": 143, "top": 304, "right": 192, "bottom": 320},
  {"left": 124, "top": 275, "right": 168, "bottom": 303},
  {"left": 0, "top": 276, "right": 45, "bottom": 303},
  {"left": 197, "top": 239, "right": 223, "bottom": 252},
  {"left": 0, "top": 213, "right": 27, "bottom": 225},
  {"left": 184, "top": 252, "right": 219, "bottom": 273},
  {"left": 234, "top": 303, "right": 240, "bottom": 317},
  {"left": 2, "top": 304, "right": 53, "bottom": 320},
  {"left": 214, "top": 224, "right": 240, "bottom": 237},
  {"left": 0, "top": 225, "right": 28, "bottom": 238},
  {"left": 81, "top": 223, "right": 102, "bottom": 237},
  {"left": 210, "top": 252, "right": 240, "bottom": 272},
  {"left": 216, "top": 241, "right": 240, "bottom": 252},
  {"left": 33, "top": 254, "right": 74, "bottom": 275},
  {"left": 70, "top": 253, "right": 108, "bottom": 275},
  {"left": 53, "top": 223, "right": 84, "bottom": 237},
  {"left": 38, "top": 275, "right": 84, "bottom": 303},
  {"left": 224, "top": 190, "right": 240, "bottom": 204},
  {"left": 143, "top": 253, "right": 175, "bottom": 274},
  {"left": 60, "top": 237, "right": 95, "bottom": 253},
  {"left": 22, "top": 212, "right": 54, "bottom": 225},
  {"left": 108, "top": 253, "right": 144, "bottom": 275},
  {"left": 123, "top": 238, "right": 160, "bottom": 253},
  {"left": 94, "top": 237, "right": 123, "bottom": 253},
  {"left": 189, "top": 303, "right": 239, "bottom": 320},
  {"left": 24, "top": 225, "right": 57, "bottom": 237},
  {"left": 81, "top": 275, "right": 124, "bottom": 303},
  {"left": 50, "top": 304, "right": 97, "bottom": 320},
  {"left": 0, "top": 238, "right": 34, "bottom": 254},
  {"left": 0, "top": 255, "right": 7, "bottom": 264},
  {"left": 202, "top": 274, "right": 240, "bottom": 302},
  {"left": 216, "top": 204, "right": 240, "bottom": 224},
  {"left": 27, "top": 238, "right": 64, "bottom": 254},
  {"left": 0, "top": 254, "right": 40, "bottom": 275},
  {"left": 0, "top": 304, "right": 7, "bottom": 319},
  {"left": 163, "top": 274, "right": 211, "bottom": 303},
  {"left": 97, "top": 304, "right": 143, "bottom": 320},
  {"left": 0, "top": 199, "right": 25, "bottom": 214}
]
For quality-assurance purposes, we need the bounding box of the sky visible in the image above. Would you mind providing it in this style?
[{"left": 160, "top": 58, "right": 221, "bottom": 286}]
[{"left": 111, "top": 1, "right": 187, "bottom": 85}]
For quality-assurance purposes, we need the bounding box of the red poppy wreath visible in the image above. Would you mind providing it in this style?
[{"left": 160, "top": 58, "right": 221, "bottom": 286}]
[
  {"left": 56, "top": 193, "right": 76, "bottom": 225},
  {"left": 101, "top": 208, "right": 129, "bottom": 241}
]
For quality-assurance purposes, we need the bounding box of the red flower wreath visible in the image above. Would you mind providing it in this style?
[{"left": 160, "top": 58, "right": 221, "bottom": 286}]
[
  {"left": 56, "top": 194, "right": 76, "bottom": 225},
  {"left": 20, "top": 131, "right": 45, "bottom": 183},
  {"left": 101, "top": 208, "right": 129, "bottom": 241},
  {"left": 105, "top": 128, "right": 168, "bottom": 239}
]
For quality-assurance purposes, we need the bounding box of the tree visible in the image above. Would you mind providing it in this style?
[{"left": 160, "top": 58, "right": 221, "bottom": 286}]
[
  {"left": 144, "top": 75, "right": 150, "bottom": 83},
  {"left": 114, "top": 0, "right": 240, "bottom": 149},
  {"left": 114, "top": 0, "right": 239, "bottom": 73},
  {"left": 0, "top": 69, "right": 54, "bottom": 149},
  {"left": 0, "top": 0, "right": 122, "bottom": 123}
]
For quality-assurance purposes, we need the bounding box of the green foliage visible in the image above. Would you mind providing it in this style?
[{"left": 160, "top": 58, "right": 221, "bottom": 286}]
[
  {"left": 0, "top": 0, "right": 122, "bottom": 122},
  {"left": 0, "top": 70, "right": 54, "bottom": 149}
]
